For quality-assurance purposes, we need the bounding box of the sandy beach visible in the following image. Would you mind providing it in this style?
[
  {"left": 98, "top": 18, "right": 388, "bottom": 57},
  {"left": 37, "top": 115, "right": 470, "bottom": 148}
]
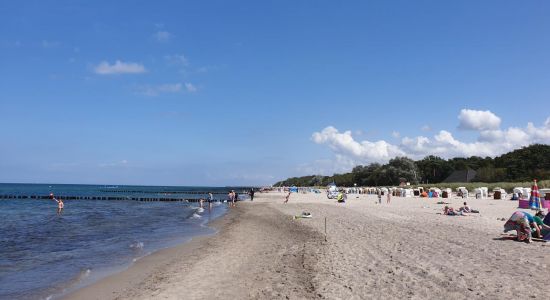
[{"left": 65, "top": 192, "right": 550, "bottom": 299}]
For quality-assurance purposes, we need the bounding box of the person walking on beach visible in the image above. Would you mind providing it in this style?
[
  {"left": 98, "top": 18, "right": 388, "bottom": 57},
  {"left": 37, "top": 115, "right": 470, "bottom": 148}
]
[
  {"left": 284, "top": 191, "right": 291, "bottom": 204},
  {"left": 234, "top": 191, "right": 239, "bottom": 207},
  {"left": 249, "top": 188, "right": 255, "bottom": 201},
  {"left": 377, "top": 190, "right": 382, "bottom": 204},
  {"left": 386, "top": 191, "right": 391, "bottom": 204}
]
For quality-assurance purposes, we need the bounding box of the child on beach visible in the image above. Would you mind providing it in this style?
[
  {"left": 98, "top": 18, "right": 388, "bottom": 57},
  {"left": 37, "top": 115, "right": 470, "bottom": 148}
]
[
  {"left": 284, "top": 191, "right": 291, "bottom": 203},
  {"left": 377, "top": 190, "right": 382, "bottom": 204},
  {"left": 386, "top": 192, "right": 391, "bottom": 204}
]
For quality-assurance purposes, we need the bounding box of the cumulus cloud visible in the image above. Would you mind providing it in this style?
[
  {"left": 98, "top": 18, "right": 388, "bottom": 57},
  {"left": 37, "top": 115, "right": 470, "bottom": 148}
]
[
  {"left": 458, "top": 109, "right": 501, "bottom": 131},
  {"left": 312, "top": 109, "right": 550, "bottom": 170},
  {"left": 311, "top": 126, "right": 405, "bottom": 162},
  {"left": 94, "top": 60, "right": 146, "bottom": 75}
]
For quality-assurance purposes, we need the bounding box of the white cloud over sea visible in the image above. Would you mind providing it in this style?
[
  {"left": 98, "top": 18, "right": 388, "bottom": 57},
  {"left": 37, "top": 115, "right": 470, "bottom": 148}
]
[{"left": 312, "top": 109, "right": 550, "bottom": 169}]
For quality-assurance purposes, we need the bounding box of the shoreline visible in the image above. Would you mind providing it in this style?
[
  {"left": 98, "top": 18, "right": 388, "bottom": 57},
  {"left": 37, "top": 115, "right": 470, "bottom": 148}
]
[
  {"left": 61, "top": 206, "right": 235, "bottom": 300},
  {"left": 63, "top": 193, "right": 550, "bottom": 299}
]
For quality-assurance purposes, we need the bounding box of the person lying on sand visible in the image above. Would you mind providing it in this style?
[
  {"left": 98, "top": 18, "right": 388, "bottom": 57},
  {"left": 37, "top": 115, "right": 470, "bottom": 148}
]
[
  {"left": 443, "top": 206, "right": 470, "bottom": 216},
  {"left": 458, "top": 202, "right": 480, "bottom": 213}
]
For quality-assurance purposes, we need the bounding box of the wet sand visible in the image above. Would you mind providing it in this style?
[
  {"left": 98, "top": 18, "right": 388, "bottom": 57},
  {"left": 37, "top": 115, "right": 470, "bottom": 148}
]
[{"left": 65, "top": 192, "right": 550, "bottom": 299}]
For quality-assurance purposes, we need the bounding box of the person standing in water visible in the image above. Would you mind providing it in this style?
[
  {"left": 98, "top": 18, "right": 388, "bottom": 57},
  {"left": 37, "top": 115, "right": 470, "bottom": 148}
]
[
  {"left": 208, "top": 192, "right": 214, "bottom": 210},
  {"left": 227, "top": 191, "right": 234, "bottom": 207},
  {"left": 50, "top": 193, "right": 64, "bottom": 215}
]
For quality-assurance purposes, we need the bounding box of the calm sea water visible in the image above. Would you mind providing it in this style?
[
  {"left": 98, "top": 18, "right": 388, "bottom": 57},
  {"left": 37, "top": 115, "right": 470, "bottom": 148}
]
[{"left": 0, "top": 183, "right": 244, "bottom": 300}]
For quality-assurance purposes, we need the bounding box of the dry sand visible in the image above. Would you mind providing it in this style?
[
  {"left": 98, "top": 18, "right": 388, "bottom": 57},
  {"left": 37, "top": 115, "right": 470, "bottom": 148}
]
[{"left": 65, "top": 192, "right": 550, "bottom": 300}]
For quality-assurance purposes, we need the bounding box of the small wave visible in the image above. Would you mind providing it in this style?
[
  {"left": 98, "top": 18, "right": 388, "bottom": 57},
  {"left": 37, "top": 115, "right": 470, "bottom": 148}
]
[
  {"left": 196, "top": 207, "right": 205, "bottom": 213},
  {"left": 43, "top": 268, "right": 92, "bottom": 300},
  {"left": 129, "top": 241, "right": 144, "bottom": 250},
  {"left": 191, "top": 213, "right": 202, "bottom": 219}
]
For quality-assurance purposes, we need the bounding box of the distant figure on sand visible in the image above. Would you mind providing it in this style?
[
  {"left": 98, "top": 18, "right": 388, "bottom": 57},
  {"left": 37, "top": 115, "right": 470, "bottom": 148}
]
[
  {"left": 377, "top": 190, "right": 382, "bottom": 204},
  {"left": 50, "top": 193, "right": 64, "bottom": 215},
  {"left": 284, "top": 191, "right": 291, "bottom": 204},
  {"left": 249, "top": 189, "right": 255, "bottom": 201},
  {"left": 234, "top": 191, "right": 239, "bottom": 207},
  {"left": 386, "top": 192, "right": 391, "bottom": 204}
]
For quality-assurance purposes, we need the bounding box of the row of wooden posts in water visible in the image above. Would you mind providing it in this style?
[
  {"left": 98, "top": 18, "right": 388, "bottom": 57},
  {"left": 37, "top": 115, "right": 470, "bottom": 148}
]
[{"left": 0, "top": 194, "right": 235, "bottom": 202}]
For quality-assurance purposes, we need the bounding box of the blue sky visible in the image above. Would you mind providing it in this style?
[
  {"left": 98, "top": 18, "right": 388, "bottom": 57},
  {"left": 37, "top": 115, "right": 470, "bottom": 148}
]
[{"left": 1, "top": 1, "right": 549, "bottom": 186}]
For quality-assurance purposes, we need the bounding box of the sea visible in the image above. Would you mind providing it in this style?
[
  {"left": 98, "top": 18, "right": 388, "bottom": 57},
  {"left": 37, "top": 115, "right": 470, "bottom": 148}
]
[{"left": 0, "top": 183, "right": 249, "bottom": 300}]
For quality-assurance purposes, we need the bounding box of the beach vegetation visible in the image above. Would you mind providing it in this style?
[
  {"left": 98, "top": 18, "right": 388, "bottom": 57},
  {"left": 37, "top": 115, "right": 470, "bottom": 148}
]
[{"left": 274, "top": 144, "right": 550, "bottom": 188}]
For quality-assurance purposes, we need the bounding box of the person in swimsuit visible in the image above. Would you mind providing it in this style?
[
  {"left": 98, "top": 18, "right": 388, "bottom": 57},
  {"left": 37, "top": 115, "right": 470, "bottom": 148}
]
[{"left": 51, "top": 193, "right": 64, "bottom": 215}]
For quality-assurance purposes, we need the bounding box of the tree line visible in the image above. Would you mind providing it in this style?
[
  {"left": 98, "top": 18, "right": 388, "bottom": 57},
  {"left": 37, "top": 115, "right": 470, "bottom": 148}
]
[{"left": 273, "top": 144, "right": 550, "bottom": 187}]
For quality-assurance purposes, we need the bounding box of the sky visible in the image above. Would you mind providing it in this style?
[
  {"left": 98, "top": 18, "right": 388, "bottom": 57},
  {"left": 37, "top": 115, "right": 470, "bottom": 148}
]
[{"left": 1, "top": 0, "right": 549, "bottom": 186}]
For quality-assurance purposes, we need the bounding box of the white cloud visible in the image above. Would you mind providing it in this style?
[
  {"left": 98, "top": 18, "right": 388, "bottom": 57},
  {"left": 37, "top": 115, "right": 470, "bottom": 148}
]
[
  {"left": 421, "top": 125, "right": 431, "bottom": 131},
  {"left": 154, "top": 31, "right": 172, "bottom": 42},
  {"left": 312, "top": 109, "right": 550, "bottom": 172},
  {"left": 94, "top": 60, "right": 146, "bottom": 75},
  {"left": 184, "top": 82, "right": 197, "bottom": 92},
  {"left": 311, "top": 126, "right": 405, "bottom": 163},
  {"left": 391, "top": 131, "right": 400, "bottom": 138},
  {"left": 458, "top": 109, "right": 501, "bottom": 131}
]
